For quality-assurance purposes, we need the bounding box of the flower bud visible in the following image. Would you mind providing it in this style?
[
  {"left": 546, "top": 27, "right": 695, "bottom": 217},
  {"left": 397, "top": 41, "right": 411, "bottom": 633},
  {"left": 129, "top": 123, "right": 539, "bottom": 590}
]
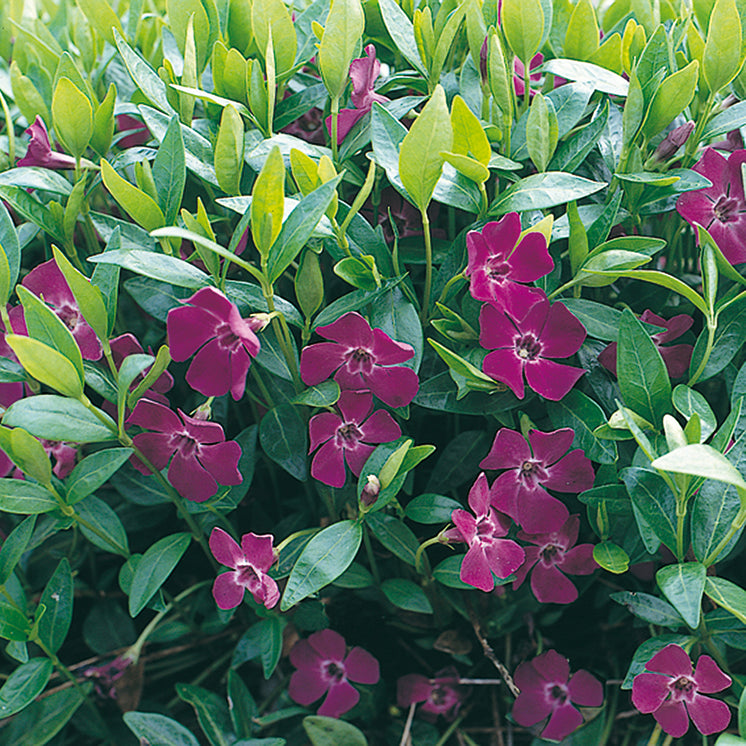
[
  {"left": 360, "top": 474, "right": 381, "bottom": 507},
  {"left": 653, "top": 121, "right": 694, "bottom": 163},
  {"left": 479, "top": 36, "right": 489, "bottom": 85}
]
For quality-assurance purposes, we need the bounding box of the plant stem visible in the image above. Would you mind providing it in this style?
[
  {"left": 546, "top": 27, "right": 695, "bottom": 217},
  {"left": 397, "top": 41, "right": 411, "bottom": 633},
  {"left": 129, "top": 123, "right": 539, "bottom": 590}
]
[
  {"left": 687, "top": 316, "right": 717, "bottom": 387},
  {"left": 704, "top": 506, "right": 746, "bottom": 565},
  {"left": 362, "top": 525, "right": 381, "bottom": 585},
  {"left": 331, "top": 96, "right": 340, "bottom": 164},
  {"left": 420, "top": 206, "right": 433, "bottom": 322},
  {"left": 646, "top": 724, "right": 663, "bottom": 746}
]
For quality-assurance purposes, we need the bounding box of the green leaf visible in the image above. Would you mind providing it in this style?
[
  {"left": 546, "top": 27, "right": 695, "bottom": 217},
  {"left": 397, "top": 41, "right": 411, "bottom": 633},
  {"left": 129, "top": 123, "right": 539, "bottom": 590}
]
[
  {"left": 2, "top": 427, "right": 51, "bottom": 486},
  {"left": 100, "top": 160, "right": 165, "bottom": 232},
  {"left": 304, "top": 716, "right": 367, "bottom": 746},
  {"left": 0, "top": 600, "right": 30, "bottom": 641},
  {"left": 611, "top": 591, "right": 684, "bottom": 628},
  {"left": 690, "top": 295, "right": 746, "bottom": 381},
  {"left": 450, "top": 94, "right": 491, "bottom": 166},
  {"left": 703, "top": 0, "right": 743, "bottom": 92},
  {"left": 490, "top": 172, "right": 606, "bottom": 214},
  {"left": 642, "top": 61, "right": 700, "bottom": 138},
  {"left": 259, "top": 404, "right": 308, "bottom": 481},
  {"left": 176, "top": 683, "right": 233, "bottom": 746},
  {"left": 0, "top": 480, "right": 59, "bottom": 515},
  {"left": 621, "top": 467, "right": 677, "bottom": 553},
  {"left": 557, "top": 298, "right": 625, "bottom": 341},
  {"left": 547, "top": 390, "right": 618, "bottom": 464},
  {"left": 123, "top": 712, "right": 200, "bottom": 746},
  {"left": 705, "top": 576, "right": 746, "bottom": 624},
  {"left": 251, "top": 0, "right": 297, "bottom": 77},
  {"left": 16, "top": 288, "right": 84, "bottom": 385},
  {"left": 251, "top": 146, "right": 285, "bottom": 260},
  {"left": 3, "top": 683, "right": 88, "bottom": 746},
  {"left": 52, "top": 247, "right": 109, "bottom": 341},
  {"left": 88, "top": 249, "right": 211, "bottom": 289},
  {"left": 541, "top": 57, "right": 629, "bottom": 95},
  {"left": 333, "top": 562, "right": 374, "bottom": 588},
  {"left": 38, "top": 558, "right": 73, "bottom": 653},
  {"left": 617, "top": 308, "right": 671, "bottom": 426},
  {"left": 702, "top": 100, "right": 746, "bottom": 139},
  {"left": 0, "top": 658, "right": 53, "bottom": 718},
  {"left": 267, "top": 176, "right": 342, "bottom": 283},
  {"left": 672, "top": 385, "right": 717, "bottom": 441},
  {"left": 593, "top": 542, "right": 629, "bottom": 574},
  {"left": 117, "top": 354, "right": 153, "bottom": 432},
  {"left": 227, "top": 669, "right": 256, "bottom": 738},
  {"left": 2, "top": 395, "right": 117, "bottom": 443},
  {"left": 51, "top": 78, "right": 92, "bottom": 158},
  {"left": 292, "top": 381, "right": 341, "bottom": 407},
  {"left": 153, "top": 115, "right": 186, "bottom": 224},
  {"left": 380, "top": 578, "right": 433, "bottom": 614},
  {"left": 399, "top": 86, "right": 452, "bottom": 212},
  {"left": 377, "top": 0, "right": 427, "bottom": 75},
  {"left": 526, "top": 93, "right": 558, "bottom": 172},
  {"left": 657, "top": 562, "right": 706, "bottom": 629},
  {"left": 502, "top": 0, "right": 544, "bottom": 62},
  {"left": 214, "top": 106, "right": 244, "bottom": 198},
  {"left": 281, "top": 521, "right": 362, "bottom": 610},
  {"left": 433, "top": 555, "right": 480, "bottom": 589},
  {"left": 365, "top": 513, "right": 420, "bottom": 566},
  {"left": 319, "top": 0, "right": 365, "bottom": 99},
  {"left": 563, "top": 0, "right": 599, "bottom": 60},
  {"left": 75, "top": 495, "right": 130, "bottom": 556},
  {"left": 231, "top": 617, "right": 286, "bottom": 679},
  {"left": 405, "top": 493, "right": 462, "bottom": 524},
  {"left": 0, "top": 201, "right": 20, "bottom": 290},
  {"left": 0, "top": 516, "right": 36, "bottom": 585},
  {"left": 652, "top": 444, "right": 746, "bottom": 491},
  {"left": 75, "top": 0, "right": 124, "bottom": 44},
  {"left": 129, "top": 533, "right": 191, "bottom": 616}
]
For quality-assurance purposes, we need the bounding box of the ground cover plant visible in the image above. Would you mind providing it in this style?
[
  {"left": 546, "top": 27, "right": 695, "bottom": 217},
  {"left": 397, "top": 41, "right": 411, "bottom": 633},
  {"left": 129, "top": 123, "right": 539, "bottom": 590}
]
[{"left": 3, "top": 0, "right": 746, "bottom": 743}]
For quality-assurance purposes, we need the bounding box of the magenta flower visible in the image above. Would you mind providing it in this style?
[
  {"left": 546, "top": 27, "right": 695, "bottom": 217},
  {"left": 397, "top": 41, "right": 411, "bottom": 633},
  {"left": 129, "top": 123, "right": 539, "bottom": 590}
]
[
  {"left": 631, "top": 644, "right": 731, "bottom": 738},
  {"left": 209, "top": 527, "right": 279, "bottom": 610},
  {"left": 43, "top": 440, "right": 77, "bottom": 479},
  {"left": 81, "top": 655, "right": 133, "bottom": 700},
  {"left": 598, "top": 310, "right": 694, "bottom": 379},
  {"left": 397, "top": 667, "right": 468, "bottom": 721},
  {"left": 288, "top": 629, "right": 380, "bottom": 718},
  {"left": 17, "top": 116, "right": 77, "bottom": 169},
  {"left": 479, "top": 293, "right": 586, "bottom": 401},
  {"left": 512, "top": 515, "right": 597, "bottom": 604},
  {"left": 447, "top": 473, "right": 524, "bottom": 592},
  {"left": 480, "top": 427, "right": 594, "bottom": 533},
  {"left": 309, "top": 391, "right": 401, "bottom": 488},
  {"left": 677, "top": 147, "right": 746, "bottom": 264},
  {"left": 128, "top": 399, "right": 242, "bottom": 502},
  {"left": 167, "top": 287, "right": 264, "bottom": 400},
  {"left": 115, "top": 114, "right": 151, "bottom": 149},
  {"left": 466, "top": 213, "right": 554, "bottom": 307},
  {"left": 15, "top": 259, "right": 102, "bottom": 360},
  {"left": 512, "top": 649, "right": 603, "bottom": 741},
  {"left": 325, "top": 44, "right": 389, "bottom": 144},
  {"left": 301, "top": 312, "right": 419, "bottom": 408},
  {"left": 111, "top": 333, "right": 174, "bottom": 403}
]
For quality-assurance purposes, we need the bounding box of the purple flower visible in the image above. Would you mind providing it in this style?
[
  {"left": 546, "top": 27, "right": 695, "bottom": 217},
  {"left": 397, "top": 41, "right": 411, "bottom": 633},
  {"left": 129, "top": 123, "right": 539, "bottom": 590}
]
[
  {"left": 325, "top": 44, "right": 389, "bottom": 144},
  {"left": 115, "top": 114, "right": 151, "bottom": 149},
  {"left": 479, "top": 293, "right": 586, "bottom": 401},
  {"left": 43, "top": 440, "right": 77, "bottom": 479},
  {"left": 288, "top": 629, "right": 380, "bottom": 718},
  {"left": 17, "top": 116, "right": 77, "bottom": 169},
  {"left": 300, "top": 312, "right": 419, "bottom": 408},
  {"left": 512, "top": 515, "right": 597, "bottom": 604},
  {"left": 128, "top": 399, "right": 242, "bottom": 502},
  {"left": 480, "top": 427, "right": 594, "bottom": 533},
  {"left": 397, "top": 667, "right": 468, "bottom": 721},
  {"left": 16, "top": 259, "right": 103, "bottom": 360},
  {"left": 81, "top": 655, "right": 133, "bottom": 699},
  {"left": 167, "top": 287, "right": 264, "bottom": 400},
  {"left": 466, "top": 213, "right": 554, "bottom": 307},
  {"left": 309, "top": 390, "right": 401, "bottom": 488},
  {"left": 677, "top": 147, "right": 746, "bottom": 265},
  {"left": 512, "top": 649, "right": 603, "bottom": 742},
  {"left": 631, "top": 644, "right": 731, "bottom": 738},
  {"left": 598, "top": 309, "right": 694, "bottom": 379},
  {"left": 111, "top": 333, "right": 174, "bottom": 404},
  {"left": 209, "top": 527, "right": 279, "bottom": 610},
  {"left": 448, "top": 473, "right": 525, "bottom": 592}
]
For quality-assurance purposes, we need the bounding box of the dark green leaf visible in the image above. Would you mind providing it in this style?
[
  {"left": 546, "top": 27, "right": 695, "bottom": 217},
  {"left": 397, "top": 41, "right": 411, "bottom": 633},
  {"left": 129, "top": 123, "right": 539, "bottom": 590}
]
[
  {"left": 365, "top": 513, "right": 420, "bottom": 566},
  {"left": 152, "top": 115, "right": 186, "bottom": 225},
  {"left": 0, "top": 516, "right": 36, "bottom": 585},
  {"left": 88, "top": 249, "right": 211, "bottom": 290},
  {"left": 0, "top": 658, "right": 53, "bottom": 718},
  {"left": 176, "top": 683, "right": 233, "bottom": 746},
  {"left": 381, "top": 579, "right": 433, "bottom": 614},
  {"left": 65, "top": 448, "right": 133, "bottom": 505},
  {"left": 75, "top": 495, "right": 130, "bottom": 556},
  {"left": 490, "top": 172, "right": 606, "bottom": 214},
  {"left": 405, "top": 494, "right": 462, "bottom": 524},
  {"left": 610, "top": 591, "right": 684, "bottom": 628},
  {"left": 426, "top": 430, "right": 489, "bottom": 492},
  {"left": 259, "top": 404, "right": 308, "bottom": 481},
  {"left": 656, "top": 562, "right": 706, "bottom": 629},
  {"left": 621, "top": 467, "right": 677, "bottom": 553},
  {"left": 304, "top": 716, "right": 367, "bottom": 746},
  {"left": 0, "top": 480, "right": 58, "bottom": 515},
  {"left": 231, "top": 617, "right": 287, "bottom": 679},
  {"left": 38, "top": 558, "right": 73, "bottom": 653},
  {"left": 123, "top": 712, "right": 200, "bottom": 746}
]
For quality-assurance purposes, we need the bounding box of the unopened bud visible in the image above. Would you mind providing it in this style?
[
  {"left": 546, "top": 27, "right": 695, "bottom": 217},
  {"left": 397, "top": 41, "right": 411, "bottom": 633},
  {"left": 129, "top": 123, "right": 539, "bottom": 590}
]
[
  {"left": 360, "top": 474, "right": 381, "bottom": 507},
  {"left": 248, "top": 312, "right": 272, "bottom": 332},
  {"left": 479, "top": 36, "right": 489, "bottom": 85},
  {"left": 653, "top": 121, "right": 694, "bottom": 163}
]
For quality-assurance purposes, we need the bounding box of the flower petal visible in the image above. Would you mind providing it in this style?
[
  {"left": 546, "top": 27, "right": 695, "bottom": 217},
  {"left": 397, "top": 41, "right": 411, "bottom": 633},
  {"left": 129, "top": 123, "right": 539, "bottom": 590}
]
[
  {"left": 528, "top": 428, "right": 574, "bottom": 466},
  {"left": 128, "top": 398, "right": 182, "bottom": 433},
  {"left": 481, "top": 428, "right": 530, "bottom": 470},
  {"left": 646, "top": 644, "right": 692, "bottom": 677},
  {"left": 693, "top": 655, "right": 731, "bottom": 693},
  {"left": 632, "top": 672, "right": 671, "bottom": 713},
  {"left": 311, "top": 439, "right": 347, "bottom": 488},
  {"left": 308, "top": 629, "right": 347, "bottom": 661},
  {"left": 687, "top": 693, "right": 731, "bottom": 735},
  {"left": 543, "top": 448, "right": 595, "bottom": 493},
  {"left": 479, "top": 302, "right": 518, "bottom": 350},
  {"left": 653, "top": 700, "right": 690, "bottom": 738},
  {"left": 209, "top": 527, "right": 243, "bottom": 568},
  {"left": 539, "top": 302, "right": 586, "bottom": 358},
  {"left": 318, "top": 679, "right": 359, "bottom": 718},
  {"left": 483, "top": 348, "right": 525, "bottom": 398},
  {"left": 316, "top": 312, "right": 373, "bottom": 347},
  {"left": 337, "top": 390, "right": 373, "bottom": 423},
  {"left": 212, "top": 571, "right": 244, "bottom": 610},
  {"left": 309, "top": 412, "right": 342, "bottom": 452},
  {"left": 168, "top": 448, "right": 218, "bottom": 502},
  {"left": 364, "top": 365, "right": 419, "bottom": 408},
  {"left": 240, "top": 533, "right": 275, "bottom": 571},
  {"left": 288, "top": 668, "right": 328, "bottom": 707},
  {"left": 300, "top": 342, "right": 347, "bottom": 385},
  {"left": 345, "top": 646, "right": 380, "bottom": 684},
  {"left": 525, "top": 358, "right": 584, "bottom": 400},
  {"left": 359, "top": 409, "right": 401, "bottom": 443},
  {"left": 370, "top": 328, "right": 414, "bottom": 365},
  {"left": 512, "top": 687, "right": 553, "bottom": 728},
  {"left": 460, "top": 545, "right": 494, "bottom": 591},
  {"left": 187, "top": 339, "right": 232, "bottom": 397},
  {"left": 167, "top": 305, "right": 218, "bottom": 361},
  {"left": 568, "top": 670, "right": 603, "bottom": 706},
  {"left": 541, "top": 702, "right": 583, "bottom": 742},
  {"left": 530, "top": 562, "right": 578, "bottom": 604},
  {"left": 199, "top": 441, "right": 243, "bottom": 486},
  {"left": 532, "top": 650, "right": 570, "bottom": 685}
]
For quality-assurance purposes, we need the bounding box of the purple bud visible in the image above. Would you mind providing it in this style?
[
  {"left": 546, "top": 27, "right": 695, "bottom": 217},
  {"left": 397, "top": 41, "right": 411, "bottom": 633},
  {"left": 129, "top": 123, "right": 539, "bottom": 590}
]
[
  {"left": 360, "top": 474, "right": 381, "bottom": 507},
  {"left": 654, "top": 121, "right": 695, "bottom": 162},
  {"left": 479, "top": 36, "right": 489, "bottom": 85}
]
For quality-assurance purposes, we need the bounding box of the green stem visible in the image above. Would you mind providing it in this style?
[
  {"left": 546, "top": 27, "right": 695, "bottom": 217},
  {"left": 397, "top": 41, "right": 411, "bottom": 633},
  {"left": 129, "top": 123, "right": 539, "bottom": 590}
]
[
  {"left": 362, "top": 526, "right": 381, "bottom": 585},
  {"left": 435, "top": 272, "right": 466, "bottom": 306},
  {"left": 598, "top": 684, "right": 617, "bottom": 746},
  {"left": 433, "top": 712, "right": 467, "bottom": 746},
  {"left": 675, "top": 494, "right": 687, "bottom": 562},
  {"left": 682, "top": 93, "right": 716, "bottom": 168},
  {"left": 414, "top": 535, "right": 440, "bottom": 578},
  {"left": 260, "top": 281, "right": 301, "bottom": 390},
  {"left": 646, "top": 724, "right": 663, "bottom": 746},
  {"left": 331, "top": 96, "right": 340, "bottom": 164},
  {"left": 420, "top": 206, "right": 433, "bottom": 323},
  {"left": 687, "top": 316, "right": 717, "bottom": 387}
]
